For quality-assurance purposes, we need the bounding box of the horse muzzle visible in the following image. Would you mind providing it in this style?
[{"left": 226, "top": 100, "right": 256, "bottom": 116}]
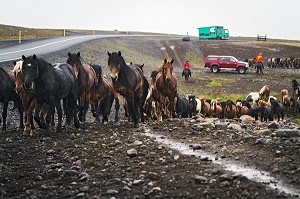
[
  {"left": 24, "top": 80, "right": 33, "bottom": 90},
  {"left": 15, "top": 87, "right": 22, "bottom": 93},
  {"left": 165, "top": 78, "right": 171, "bottom": 84},
  {"left": 111, "top": 75, "right": 119, "bottom": 82}
]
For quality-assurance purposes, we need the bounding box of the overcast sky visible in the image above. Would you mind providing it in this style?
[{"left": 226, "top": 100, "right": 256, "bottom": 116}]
[{"left": 1, "top": 0, "right": 300, "bottom": 40}]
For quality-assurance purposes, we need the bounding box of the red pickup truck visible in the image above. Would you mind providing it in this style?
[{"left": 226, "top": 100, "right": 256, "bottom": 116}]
[{"left": 204, "top": 55, "right": 249, "bottom": 74}]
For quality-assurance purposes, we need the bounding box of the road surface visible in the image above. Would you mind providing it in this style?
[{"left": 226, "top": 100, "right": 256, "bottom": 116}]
[{"left": 0, "top": 34, "right": 171, "bottom": 63}]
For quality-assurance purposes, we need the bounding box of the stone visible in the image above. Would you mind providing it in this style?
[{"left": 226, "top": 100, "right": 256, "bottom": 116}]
[
  {"left": 127, "top": 148, "right": 137, "bottom": 157},
  {"left": 268, "top": 122, "right": 279, "bottom": 129},
  {"left": 275, "top": 129, "right": 300, "bottom": 137},
  {"left": 239, "top": 115, "right": 255, "bottom": 123},
  {"left": 227, "top": 123, "right": 244, "bottom": 132},
  {"left": 193, "top": 175, "right": 208, "bottom": 184}
]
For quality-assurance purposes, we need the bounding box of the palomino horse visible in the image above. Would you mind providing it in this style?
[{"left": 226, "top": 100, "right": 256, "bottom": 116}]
[
  {"left": 0, "top": 67, "right": 23, "bottom": 131},
  {"left": 259, "top": 85, "right": 270, "bottom": 102},
  {"left": 22, "top": 54, "right": 79, "bottom": 134},
  {"left": 67, "top": 52, "right": 97, "bottom": 122},
  {"left": 13, "top": 61, "right": 50, "bottom": 135},
  {"left": 182, "top": 68, "right": 190, "bottom": 82},
  {"left": 107, "top": 51, "right": 148, "bottom": 128},
  {"left": 154, "top": 58, "right": 177, "bottom": 119},
  {"left": 210, "top": 99, "right": 222, "bottom": 118}
]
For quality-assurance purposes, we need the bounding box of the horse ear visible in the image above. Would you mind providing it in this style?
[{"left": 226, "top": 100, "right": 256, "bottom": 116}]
[
  {"left": 130, "top": 62, "right": 132, "bottom": 65},
  {"left": 141, "top": 64, "right": 144, "bottom": 68},
  {"left": 13, "top": 61, "right": 16, "bottom": 66},
  {"left": 107, "top": 52, "right": 111, "bottom": 56},
  {"left": 22, "top": 55, "right": 26, "bottom": 60},
  {"left": 170, "top": 59, "right": 174, "bottom": 64},
  {"left": 33, "top": 54, "right": 37, "bottom": 60},
  {"left": 118, "top": 51, "right": 121, "bottom": 57},
  {"left": 68, "top": 52, "right": 71, "bottom": 57},
  {"left": 77, "top": 52, "right": 80, "bottom": 57},
  {"left": 164, "top": 59, "right": 167, "bottom": 64}
]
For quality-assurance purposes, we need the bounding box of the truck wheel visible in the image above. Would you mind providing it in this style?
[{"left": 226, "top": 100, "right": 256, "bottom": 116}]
[
  {"left": 238, "top": 67, "right": 246, "bottom": 74},
  {"left": 211, "top": 66, "right": 219, "bottom": 73}
]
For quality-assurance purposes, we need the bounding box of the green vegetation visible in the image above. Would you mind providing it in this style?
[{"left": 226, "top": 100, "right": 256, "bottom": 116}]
[
  {"left": 185, "top": 52, "right": 203, "bottom": 69},
  {"left": 206, "top": 78, "right": 235, "bottom": 88},
  {"left": 292, "top": 117, "right": 300, "bottom": 127}
]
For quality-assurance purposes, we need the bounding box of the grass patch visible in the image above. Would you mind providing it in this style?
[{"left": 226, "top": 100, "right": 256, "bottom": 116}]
[
  {"left": 206, "top": 78, "right": 235, "bottom": 88},
  {"left": 292, "top": 117, "right": 300, "bottom": 127},
  {"left": 185, "top": 52, "right": 204, "bottom": 69}
]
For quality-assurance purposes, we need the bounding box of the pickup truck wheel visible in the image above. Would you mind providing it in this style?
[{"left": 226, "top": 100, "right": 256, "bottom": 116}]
[
  {"left": 238, "top": 67, "right": 246, "bottom": 74},
  {"left": 211, "top": 66, "right": 219, "bottom": 73}
]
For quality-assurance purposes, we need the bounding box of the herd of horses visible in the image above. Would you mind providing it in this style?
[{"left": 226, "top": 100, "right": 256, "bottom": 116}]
[
  {"left": 244, "top": 57, "right": 300, "bottom": 68},
  {"left": 1, "top": 51, "right": 300, "bottom": 136}
]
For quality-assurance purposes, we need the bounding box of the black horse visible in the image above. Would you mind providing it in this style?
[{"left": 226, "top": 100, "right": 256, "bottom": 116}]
[
  {"left": 21, "top": 54, "right": 79, "bottom": 134},
  {"left": 0, "top": 67, "right": 24, "bottom": 131},
  {"left": 107, "top": 51, "right": 148, "bottom": 128},
  {"left": 269, "top": 98, "right": 284, "bottom": 122},
  {"left": 292, "top": 79, "right": 300, "bottom": 99}
]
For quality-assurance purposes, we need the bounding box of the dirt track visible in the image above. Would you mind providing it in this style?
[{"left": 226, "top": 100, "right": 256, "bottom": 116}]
[{"left": 1, "top": 36, "right": 300, "bottom": 198}]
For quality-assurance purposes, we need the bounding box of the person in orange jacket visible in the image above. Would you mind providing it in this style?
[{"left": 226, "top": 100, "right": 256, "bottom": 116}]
[{"left": 255, "top": 52, "right": 264, "bottom": 75}]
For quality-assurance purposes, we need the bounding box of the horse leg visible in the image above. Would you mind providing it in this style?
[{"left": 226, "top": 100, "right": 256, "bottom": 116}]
[
  {"left": 55, "top": 101, "right": 62, "bottom": 133},
  {"left": 128, "top": 96, "right": 138, "bottom": 128},
  {"left": 34, "top": 100, "right": 46, "bottom": 129},
  {"left": 114, "top": 96, "right": 120, "bottom": 122},
  {"left": 1, "top": 101, "right": 8, "bottom": 131},
  {"left": 14, "top": 99, "right": 24, "bottom": 131},
  {"left": 71, "top": 95, "right": 80, "bottom": 128},
  {"left": 26, "top": 101, "right": 35, "bottom": 136}
]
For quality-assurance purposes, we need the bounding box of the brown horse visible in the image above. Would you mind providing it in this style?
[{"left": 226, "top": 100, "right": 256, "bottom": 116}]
[
  {"left": 0, "top": 67, "right": 23, "bottom": 131},
  {"left": 107, "top": 51, "right": 148, "bottom": 128},
  {"left": 67, "top": 52, "right": 97, "bottom": 122},
  {"left": 182, "top": 68, "right": 190, "bottom": 82},
  {"left": 259, "top": 85, "right": 270, "bottom": 102},
  {"left": 224, "top": 100, "right": 236, "bottom": 119},
  {"left": 236, "top": 101, "right": 250, "bottom": 118},
  {"left": 200, "top": 97, "right": 211, "bottom": 117},
  {"left": 154, "top": 58, "right": 177, "bottom": 119},
  {"left": 280, "top": 89, "right": 289, "bottom": 102},
  {"left": 210, "top": 99, "right": 222, "bottom": 118}
]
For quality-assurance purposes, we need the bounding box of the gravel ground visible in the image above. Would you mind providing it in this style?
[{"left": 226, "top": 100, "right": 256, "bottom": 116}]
[{"left": 0, "top": 36, "right": 300, "bottom": 199}]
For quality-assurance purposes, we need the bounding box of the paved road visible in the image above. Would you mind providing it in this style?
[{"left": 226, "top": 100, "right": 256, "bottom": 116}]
[{"left": 0, "top": 34, "right": 171, "bottom": 63}]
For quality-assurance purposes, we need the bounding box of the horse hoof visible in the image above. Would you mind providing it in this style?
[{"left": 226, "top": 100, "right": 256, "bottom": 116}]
[
  {"left": 30, "top": 129, "right": 36, "bottom": 136},
  {"left": 74, "top": 120, "right": 80, "bottom": 128},
  {"left": 133, "top": 123, "right": 139, "bottom": 128},
  {"left": 23, "top": 130, "right": 30, "bottom": 136}
]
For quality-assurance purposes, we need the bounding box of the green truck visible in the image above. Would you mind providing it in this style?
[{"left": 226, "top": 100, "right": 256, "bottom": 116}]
[{"left": 198, "top": 26, "right": 229, "bottom": 40}]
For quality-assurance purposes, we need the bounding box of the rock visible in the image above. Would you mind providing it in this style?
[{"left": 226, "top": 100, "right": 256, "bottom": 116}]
[
  {"left": 215, "top": 122, "right": 228, "bottom": 130},
  {"left": 201, "top": 121, "right": 215, "bottom": 129},
  {"left": 193, "top": 175, "right": 208, "bottom": 184},
  {"left": 64, "top": 170, "right": 79, "bottom": 176},
  {"left": 227, "top": 123, "right": 244, "bottom": 132},
  {"left": 148, "top": 187, "right": 161, "bottom": 194},
  {"left": 219, "top": 174, "right": 234, "bottom": 182},
  {"left": 254, "top": 129, "right": 270, "bottom": 136},
  {"left": 80, "top": 186, "right": 89, "bottom": 192},
  {"left": 192, "top": 144, "right": 202, "bottom": 150},
  {"left": 77, "top": 193, "right": 85, "bottom": 197},
  {"left": 268, "top": 122, "right": 279, "bottom": 129},
  {"left": 133, "top": 179, "right": 144, "bottom": 185},
  {"left": 239, "top": 115, "right": 255, "bottom": 123},
  {"left": 132, "top": 140, "right": 143, "bottom": 146},
  {"left": 219, "top": 181, "right": 230, "bottom": 187},
  {"left": 174, "top": 155, "right": 180, "bottom": 160},
  {"left": 106, "top": 190, "right": 118, "bottom": 195},
  {"left": 275, "top": 129, "right": 300, "bottom": 137},
  {"left": 127, "top": 148, "right": 137, "bottom": 157}
]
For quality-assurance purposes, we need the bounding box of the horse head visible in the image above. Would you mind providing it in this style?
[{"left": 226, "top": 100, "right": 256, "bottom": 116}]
[
  {"left": 67, "top": 52, "right": 81, "bottom": 77},
  {"left": 21, "top": 54, "right": 39, "bottom": 90},
  {"left": 107, "top": 51, "right": 124, "bottom": 82},
  {"left": 13, "top": 60, "right": 24, "bottom": 93},
  {"left": 161, "top": 58, "right": 174, "bottom": 84}
]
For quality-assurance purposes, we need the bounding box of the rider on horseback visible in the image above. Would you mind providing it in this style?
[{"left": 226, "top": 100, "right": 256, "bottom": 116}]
[{"left": 182, "top": 60, "right": 191, "bottom": 77}]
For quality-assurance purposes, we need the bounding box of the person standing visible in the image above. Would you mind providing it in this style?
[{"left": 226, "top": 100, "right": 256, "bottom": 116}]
[{"left": 255, "top": 52, "right": 264, "bottom": 75}]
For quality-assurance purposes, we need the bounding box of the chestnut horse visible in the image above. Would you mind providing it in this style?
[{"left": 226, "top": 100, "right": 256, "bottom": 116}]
[
  {"left": 22, "top": 54, "right": 79, "bottom": 134},
  {"left": 67, "top": 52, "right": 97, "bottom": 122},
  {"left": 0, "top": 67, "right": 23, "bottom": 131},
  {"left": 154, "top": 58, "right": 177, "bottom": 119},
  {"left": 107, "top": 51, "right": 147, "bottom": 128},
  {"left": 224, "top": 100, "right": 237, "bottom": 119},
  {"left": 236, "top": 101, "right": 250, "bottom": 118},
  {"left": 259, "top": 85, "right": 270, "bottom": 102}
]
